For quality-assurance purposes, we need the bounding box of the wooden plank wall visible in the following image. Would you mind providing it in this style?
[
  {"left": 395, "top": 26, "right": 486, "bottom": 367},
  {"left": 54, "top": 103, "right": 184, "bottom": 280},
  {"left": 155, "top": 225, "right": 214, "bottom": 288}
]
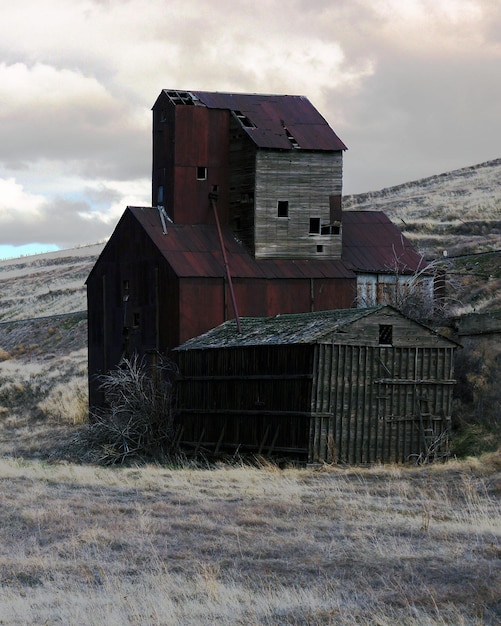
[
  {"left": 176, "top": 345, "right": 314, "bottom": 456},
  {"left": 254, "top": 150, "right": 343, "bottom": 259},
  {"left": 310, "top": 343, "right": 455, "bottom": 464}
]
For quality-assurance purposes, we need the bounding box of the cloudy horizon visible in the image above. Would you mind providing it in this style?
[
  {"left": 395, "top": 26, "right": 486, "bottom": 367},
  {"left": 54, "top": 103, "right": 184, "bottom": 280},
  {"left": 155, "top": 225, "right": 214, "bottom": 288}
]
[{"left": 0, "top": 0, "right": 500, "bottom": 259}]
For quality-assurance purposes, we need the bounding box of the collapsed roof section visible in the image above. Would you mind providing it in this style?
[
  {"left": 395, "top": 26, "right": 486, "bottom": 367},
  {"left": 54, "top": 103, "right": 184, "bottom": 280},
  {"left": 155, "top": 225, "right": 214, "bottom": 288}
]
[{"left": 156, "top": 89, "right": 348, "bottom": 152}]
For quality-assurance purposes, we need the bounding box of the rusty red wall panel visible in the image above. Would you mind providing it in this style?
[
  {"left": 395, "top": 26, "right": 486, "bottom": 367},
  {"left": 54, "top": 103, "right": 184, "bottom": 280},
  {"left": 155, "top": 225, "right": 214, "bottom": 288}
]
[
  {"left": 312, "top": 278, "right": 356, "bottom": 311},
  {"left": 232, "top": 280, "right": 269, "bottom": 317},
  {"left": 172, "top": 107, "right": 229, "bottom": 224},
  {"left": 265, "top": 280, "right": 312, "bottom": 315},
  {"left": 178, "top": 278, "right": 225, "bottom": 344}
]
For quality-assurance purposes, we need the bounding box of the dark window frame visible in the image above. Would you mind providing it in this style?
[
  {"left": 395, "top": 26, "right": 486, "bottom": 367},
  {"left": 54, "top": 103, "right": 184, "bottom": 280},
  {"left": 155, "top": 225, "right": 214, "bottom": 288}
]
[
  {"left": 277, "top": 200, "right": 289, "bottom": 218},
  {"left": 379, "top": 324, "right": 393, "bottom": 346},
  {"left": 309, "top": 217, "right": 321, "bottom": 234}
]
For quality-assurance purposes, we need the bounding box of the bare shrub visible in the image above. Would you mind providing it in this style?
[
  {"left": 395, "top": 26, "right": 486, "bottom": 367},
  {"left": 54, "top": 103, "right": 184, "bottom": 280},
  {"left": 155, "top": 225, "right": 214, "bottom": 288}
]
[
  {"left": 356, "top": 255, "right": 463, "bottom": 323},
  {"left": 80, "top": 354, "right": 177, "bottom": 464}
]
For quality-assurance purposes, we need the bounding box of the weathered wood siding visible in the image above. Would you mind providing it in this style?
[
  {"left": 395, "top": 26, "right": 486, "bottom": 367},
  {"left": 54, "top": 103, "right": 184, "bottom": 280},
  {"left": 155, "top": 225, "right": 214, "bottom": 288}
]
[
  {"left": 309, "top": 343, "right": 454, "bottom": 464},
  {"left": 356, "top": 274, "right": 435, "bottom": 308},
  {"left": 254, "top": 150, "right": 343, "bottom": 259},
  {"left": 175, "top": 307, "right": 456, "bottom": 464}
]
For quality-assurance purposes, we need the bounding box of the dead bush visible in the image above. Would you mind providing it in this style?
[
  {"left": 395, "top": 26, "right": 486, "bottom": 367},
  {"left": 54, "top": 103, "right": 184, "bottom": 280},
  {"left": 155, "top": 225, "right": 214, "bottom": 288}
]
[{"left": 80, "top": 354, "right": 178, "bottom": 464}]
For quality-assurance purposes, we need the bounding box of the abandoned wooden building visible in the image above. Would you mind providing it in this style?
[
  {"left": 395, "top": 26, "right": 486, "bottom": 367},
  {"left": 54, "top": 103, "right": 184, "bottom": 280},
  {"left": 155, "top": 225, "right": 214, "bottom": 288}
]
[
  {"left": 87, "top": 89, "right": 439, "bottom": 426},
  {"left": 175, "top": 306, "right": 457, "bottom": 464}
]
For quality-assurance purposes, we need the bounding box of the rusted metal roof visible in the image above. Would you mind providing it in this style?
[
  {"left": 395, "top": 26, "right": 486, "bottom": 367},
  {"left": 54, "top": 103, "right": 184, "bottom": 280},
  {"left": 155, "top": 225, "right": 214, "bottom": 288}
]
[
  {"left": 342, "top": 211, "right": 427, "bottom": 274},
  {"left": 175, "top": 306, "right": 386, "bottom": 350},
  {"left": 160, "top": 89, "right": 347, "bottom": 151},
  {"left": 129, "top": 207, "right": 354, "bottom": 279}
]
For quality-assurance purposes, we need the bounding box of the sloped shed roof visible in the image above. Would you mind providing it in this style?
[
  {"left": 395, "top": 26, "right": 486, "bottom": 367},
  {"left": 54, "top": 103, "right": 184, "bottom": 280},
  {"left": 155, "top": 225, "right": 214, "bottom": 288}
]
[
  {"left": 342, "top": 211, "right": 427, "bottom": 274},
  {"left": 175, "top": 306, "right": 387, "bottom": 350},
  {"left": 128, "top": 206, "right": 354, "bottom": 279},
  {"left": 158, "top": 89, "right": 347, "bottom": 152}
]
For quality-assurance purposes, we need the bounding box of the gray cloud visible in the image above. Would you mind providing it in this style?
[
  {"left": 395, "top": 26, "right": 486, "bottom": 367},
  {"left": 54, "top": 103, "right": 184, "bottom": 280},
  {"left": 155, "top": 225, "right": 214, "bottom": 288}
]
[{"left": 0, "top": 0, "right": 499, "bottom": 250}]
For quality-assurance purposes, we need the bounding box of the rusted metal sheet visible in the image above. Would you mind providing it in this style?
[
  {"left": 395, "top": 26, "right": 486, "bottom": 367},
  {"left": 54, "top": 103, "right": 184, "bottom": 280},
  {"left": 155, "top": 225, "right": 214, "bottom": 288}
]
[
  {"left": 175, "top": 90, "right": 348, "bottom": 152},
  {"left": 342, "top": 211, "right": 427, "bottom": 273},
  {"left": 128, "top": 207, "right": 355, "bottom": 280}
]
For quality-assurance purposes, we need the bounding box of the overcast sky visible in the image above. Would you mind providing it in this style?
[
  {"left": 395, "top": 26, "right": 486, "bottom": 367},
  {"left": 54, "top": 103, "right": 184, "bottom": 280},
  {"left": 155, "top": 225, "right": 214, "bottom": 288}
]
[{"left": 0, "top": 0, "right": 499, "bottom": 258}]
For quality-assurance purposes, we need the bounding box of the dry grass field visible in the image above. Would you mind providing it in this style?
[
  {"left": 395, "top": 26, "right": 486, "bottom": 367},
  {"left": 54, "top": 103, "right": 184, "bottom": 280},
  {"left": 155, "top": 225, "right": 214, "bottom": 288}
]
[{"left": 0, "top": 413, "right": 500, "bottom": 625}]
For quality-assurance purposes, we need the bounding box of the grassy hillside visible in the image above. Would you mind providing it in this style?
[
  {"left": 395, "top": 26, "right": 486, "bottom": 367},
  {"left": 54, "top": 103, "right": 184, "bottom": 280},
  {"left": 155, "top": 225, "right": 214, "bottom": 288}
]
[
  {"left": 344, "top": 158, "right": 501, "bottom": 259},
  {"left": 0, "top": 243, "right": 101, "bottom": 322},
  {"left": 344, "top": 158, "right": 501, "bottom": 314}
]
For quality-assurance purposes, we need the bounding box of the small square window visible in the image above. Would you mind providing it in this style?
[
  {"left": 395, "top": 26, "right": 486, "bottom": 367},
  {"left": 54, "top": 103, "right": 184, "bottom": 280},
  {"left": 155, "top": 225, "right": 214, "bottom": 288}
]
[
  {"left": 196, "top": 166, "right": 207, "bottom": 180},
  {"left": 379, "top": 325, "right": 393, "bottom": 345},
  {"left": 309, "top": 218, "right": 321, "bottom": 234},
  {"left": 277, "top": 200, "right": 289, "bottom": 217},
  {"left": 316, "top": 245, "right": 324, "bottom": 253}
]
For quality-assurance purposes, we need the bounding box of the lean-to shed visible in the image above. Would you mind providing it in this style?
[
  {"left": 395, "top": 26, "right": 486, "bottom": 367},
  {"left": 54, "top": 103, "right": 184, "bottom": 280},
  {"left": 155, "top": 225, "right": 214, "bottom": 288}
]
[{"left": 174, "top": 306, "right": 457, "bottom": 464}]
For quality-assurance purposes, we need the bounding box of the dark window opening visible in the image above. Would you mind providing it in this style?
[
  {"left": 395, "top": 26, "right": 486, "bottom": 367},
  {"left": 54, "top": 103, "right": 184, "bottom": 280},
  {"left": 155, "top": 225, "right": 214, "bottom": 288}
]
[
  {"left": 379, "top": 324, "right": 393, "bottom": 345},
  {"left": 196, "top": 166, "right": 207, "bottom": 180},
  {"left": 157, "top": 185, "right": 164, "bottom": 204},
  {"left": 321, "top": 223, "right": 340, "bottom": 235},
  {"left": 309, "top": 218, "right": 321, "bottom": 234},
  {"left": 233, "top": 110, "right": 256, "bottom": 128},
  {"left": 122, "top": 280, "right": 130, "bottom": 300},
  {"left": 277, "top": 200, "right": 289, "bottom": 217},
  {"left": 211, "top": 184, "right": 219, "bottom": 193},
  {"left": 284, "top": 126, "right": 299, "bottom": 148},
  {"left": 317, "top": 245, "right": 324, "bottom": 253}
]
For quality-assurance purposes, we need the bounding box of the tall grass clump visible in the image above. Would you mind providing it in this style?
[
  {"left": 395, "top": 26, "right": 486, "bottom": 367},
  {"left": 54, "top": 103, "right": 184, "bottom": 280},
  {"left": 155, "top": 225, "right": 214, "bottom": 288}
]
[{"left": 37, "top": 376, "right": 88, "bottom": 425}]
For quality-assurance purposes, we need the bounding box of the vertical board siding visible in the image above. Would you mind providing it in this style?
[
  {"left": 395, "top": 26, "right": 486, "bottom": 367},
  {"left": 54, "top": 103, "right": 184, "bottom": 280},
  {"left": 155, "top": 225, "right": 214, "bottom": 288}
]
[
  {"left": 177, "top": 310, "right": 455, "bottom": 464},
  {"left": 177, "top": 345, "right": 314, "bottom": 456},
  {"left": 309, "top": 344, "right": 453, "bottom": 464}
]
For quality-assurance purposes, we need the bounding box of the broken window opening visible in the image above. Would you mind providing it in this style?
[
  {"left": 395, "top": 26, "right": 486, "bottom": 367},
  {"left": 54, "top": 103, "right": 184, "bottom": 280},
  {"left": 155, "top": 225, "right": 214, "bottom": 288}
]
[
  {"left": 277, "top": 200, "right": 289, "bottom": 218},
  {"left": 321, "top": 223, "right": 341, "bottom": 235},
  {"left": 233, "top": 110, "right": 256, "bottom": 128},
  {"left": 284, "top": 126, "right": 300, "bottom": 148},
  {"left": 165, "top": 90, "right": 196, "bottom": 106},
  {"left": 379, "top": 325, "right": 393, "bottom": 346}
]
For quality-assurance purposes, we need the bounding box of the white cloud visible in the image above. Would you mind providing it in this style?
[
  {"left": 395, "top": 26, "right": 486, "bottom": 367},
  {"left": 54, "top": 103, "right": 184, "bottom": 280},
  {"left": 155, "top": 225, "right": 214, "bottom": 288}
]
[{"left": 0, "top": 178, "right": 47, "bottom": 224}]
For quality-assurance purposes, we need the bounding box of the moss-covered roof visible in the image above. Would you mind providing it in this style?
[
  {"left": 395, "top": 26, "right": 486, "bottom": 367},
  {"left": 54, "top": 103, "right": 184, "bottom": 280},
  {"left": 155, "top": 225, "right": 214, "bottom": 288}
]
[{"left": 175, "top": 306, "right": 388, "bottom": 350}]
